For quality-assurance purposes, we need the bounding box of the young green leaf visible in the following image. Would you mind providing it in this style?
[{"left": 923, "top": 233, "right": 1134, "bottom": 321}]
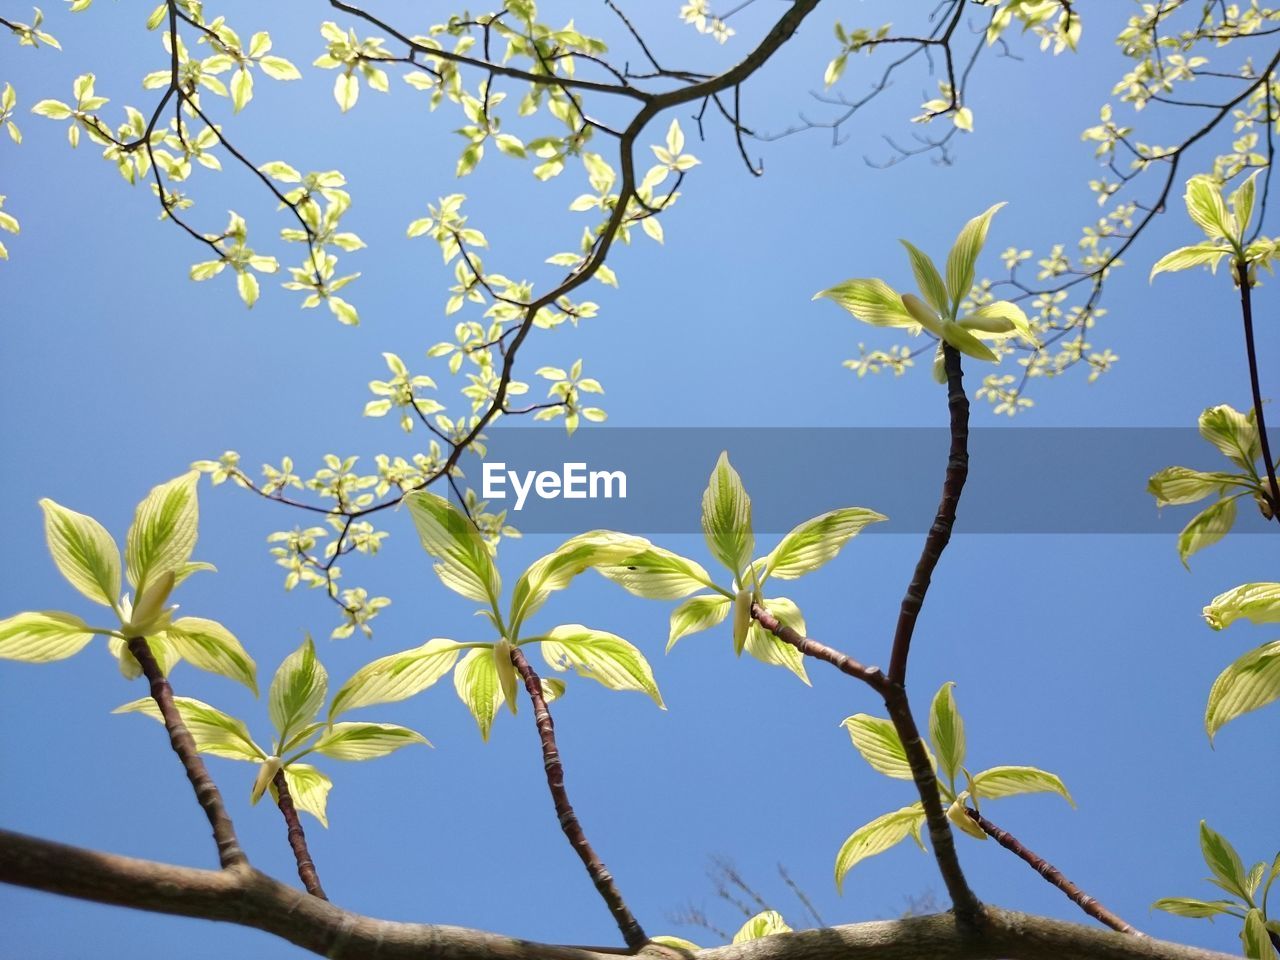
[
  {"left": 812, "top": 278, "right": 916, "bottom": 328},
  {"left": 541, "top": 625, "right": 665, "bottom": 707},
  {"left": 161, "top": 617, "right": 258, "bottom": 694},
  {"left": 312, "top": 721, "right": 430, "bottom": 760},
  {"left": 701, "top": 452, "right": 753, "bottom": 577},
  {"left": 970, "top": 766, "right": 1074, "bottom": 806},
  {"left": 743, "top": 598, "right": 809, "bottom": 684},
  {"left": 281, "top": 762, "right": 332, "bottom": 826},
  {"left": 0, "top": 611, "right": 96, "bottom": 662},
  {"left": 1148, "top": 467, "right": 1246, "bottom": 507},
  {"left": 1149, "top": 243, "right": 1231, "bottom": 282},
  {"left": 1152, "top": 898, "right": 1243, "bottom": 919},
  {"left": 732, "top": 911, "right": 792, "bottom": 943},
  {"left": 945, "top": 203, "right": 1005, "bottom": 310},
  {"left": 899, "top": 240, "right": 950, "bottom": 316},
  {"left": 109, "top": 635, "right": 179, "bottom": 680},
  {"left": 763, "top": 507, "right": 886, "bottom": 580},
  {"left": 125, "top": 471, "right": 200, "bottom": 594},
  {"left": 1199, "top": 405, "right": 1260, "bottom": 471},
  {"left": 509, "top": 530, "right": 649, "bottom": 630},
  {"left": 1200, "top": 821, "right": 1249, "bottom": 900},
  {"left": 1178, "top": 496, "right": 1239, "bottom": 567},
  {"left": 493, "top": 638, "right": 520, "bottom": 716},
  {"left": 269, "top": 637, "right": 327, "bottom": 742},
  {"left": 114, "top": 695, "right": 264, "bottom": 761},
  {"left": 946, "top": 797, "right": 988, "bottom": 840},
  {"left": 1183, "top": 176, "right": 1234, "bottom": 242},
  {"left": 834, "top": 804, "right": 926, "bottom": 893},
  {"left": 1205, "top": 641, "right": 1280, "bottom": 741},
  {"left": 929, "top": 682, "right": 966, "bottom": 786},
  {"left": 841, "top": 714, "right": 915, "bottom": 780},
  {"left": 1228, "top": 170, "right": 1260, "bottom": 240},
  {"left": 1241, "top": 909, "right": 1272, "bottom": 960},
  {"left": 38, "top": 499, "right": 121, "bottom": 607},
  {"left": 328, "top": 638, "right": 461, "bottom": 720},
  {"left": 596, "top": 543, "right": 716, "bottom": 600},
  {"left": 1203, "top": 582, "right": 1280, "bottom": 631},
  {"left": 404, "top": 491, "right": 501, "bottom": 606},
  {"left": 454, "top": 647, "right": 504, "bottom": 741},
  {"left": 667, "top": 594, "right": 731, "bottom": 652}
]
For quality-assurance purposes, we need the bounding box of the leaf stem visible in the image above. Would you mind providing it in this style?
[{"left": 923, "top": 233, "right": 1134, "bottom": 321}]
[
  {"left": 272, "top": 769, "right": 327, "bottom": 900},
  {"left": 508, "top": 646, "right": 647, "bottom": 950},
  {"left": 125, "top": 636, "right": 247, "bottom": 869}
]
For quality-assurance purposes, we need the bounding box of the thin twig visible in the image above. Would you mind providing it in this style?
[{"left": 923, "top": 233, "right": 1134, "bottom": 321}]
[{"left": 1236, "top": 259, "right": 1280, "bottom": 515}]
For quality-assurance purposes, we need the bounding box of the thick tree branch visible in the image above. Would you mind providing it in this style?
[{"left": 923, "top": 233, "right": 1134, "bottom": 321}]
[
  {"left": 509, "top": 646, "right": 647, "bottom": 950},
  {"left": 0, "top": 829, "right": 1241, "bottom": 960},
  {"left": 272, "top": 769, "right": 327, "bottom": 900},
  {"left": 888, "top": 344, "right": 969, "bottom": 684},
  {"left": 966, "top": 809, "right": 1139, "bottom": 936},
  {"left": 125, "top": 637, "right": 246, "bottom": 870}
]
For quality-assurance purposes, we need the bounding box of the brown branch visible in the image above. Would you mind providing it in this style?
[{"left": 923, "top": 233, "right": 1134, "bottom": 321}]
[
  {"left": 125, "top": 637, "right": 246, "bottom": 870},
  {"left": 509, "top": 647, "right": 647, "bottom": 950},
  {"left": 888, "top": 343, "right": 969, "bottom": 684},
  {"left": 272, "top": 768, "right": 327, "bottom": 900},
  {"left": 0, "top": 829, "right": 1244, "bottom": 960},
  {"left": 966, "top": 810, "right": 1141, "bottom": 936},
  {"left": 749, "top": 606, "right": 979, "bottom": 921},
  {"left": 1236, "top": 259, "right": 1280, "bottom": 515}
]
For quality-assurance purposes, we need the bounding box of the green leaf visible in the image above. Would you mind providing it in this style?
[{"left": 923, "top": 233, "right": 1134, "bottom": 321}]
[
  {"left": 813, "top": 278, "right": 916, "bottom": 329},
  {"left": 404, "top": 491, "right": 501, "bottom": 606},
  {"left": 945, "top": 203, "right": 1004, "bottom": 310},
  {"left": 743, "top": 598, "right": 809, "bottom": 684},
  {"left": 454, "top": 647, "right": 504, "bottom": 740},
  {"left": 541, "top": 625, "right": 665, "bottom": 707},
  {"left": 939, "top": 322, "right": 998, "bottom": 363},
  {"left": 1148, "top": 466, "right": 1247, "bottom": 507},
  {"left": 732, "top": 911, "right": 792, "bottom": 943},
  {"left": 161, "top": 617, "right": 257, "bottom": 694},
  {"left": 281, "top": 763, "right": 332, "bottom": 826},
  {"left": 701, "top": 452, "right": 753, "bottom": 578},
  {"left": 899, "top": 240, "right": 950, "bottom": 316},
  {"left": 651, "top": 936, "right": 700, "bottom": 952},
  {"left": 929, "top": 682, "right": 965, "bottom": 786},
  {"left": 510, "top": 530, "right": 650, "bottom": 630},
  {"left": 0, "top": 611, "right": 96, "bottom": 662},
  {"left": 38, "top": 498, "right": 121, "bottom": 607},
  {"left": 109, "top": 635, "right": 179, "bottom": 680},
  {"left": 1200, "top": 821, "right": 1249, "bottom": 900},
  {"left": 1199, "top": 405, "right": 1260, "bottom": 470},
  {"left": 834, "top": 804, "right": 926, "bottom": 893},
  {"left": 1178, "top": 497, "right": 1238, "bottom": 568},
  {"left": 125, "top": 471, "right": 200, "bottom": 594},
  {"left": 334, "top": 71, "right": 359, "bottom": 112},
  {"left": 947, "top": 797, "right": 988, "bottom": 839},
  {"left": 1203, "top": 582, "right": 1280, "bottom": 631},
  {"left": 1242, "top": 909, "right": 1273, "bottom": 960},
  {"left": 1205, "top": 641, "right": 1280, "bottom": 741},
  {"left": 1229, "top": 170, "right": 1260, "bottom": 241},
  {"left": 596, "top": 543, "right": 716, "bottom": 600},
  {"left": 841, "top": 714, "right": 915, "bottom": 780},
  {"left": 1149, "top": 243, "right": 1231, "bottom": 282},
  {"left": 970, "top": 765, "right": 1074, "bottom": 806},
  {"left": 1152, "top": 897, "right": 1242, "bottom": 919},
  {"left": 329, "top": 638, "right": 461, "bottom": 720},
  {"left": 269, "top": 637, "right": 327, "bottom": 742},
  {"left": 312, "top": 721, "right": 430, "bottom": 760},
  {"left": 667, "top": 594, "right": 732, "bottom": 652},
  {"left": 1184, "top": 175, "right": 1234, "bottom": 242},
  {"left": 763, "top": 507, "right": 886, "bottom": 580},
  {"left": 114, "top": 695, "right": 264, "bottom": 761}
]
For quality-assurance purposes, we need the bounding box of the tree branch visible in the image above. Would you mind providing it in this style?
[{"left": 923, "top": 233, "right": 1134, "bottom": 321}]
[
  {"left": 272, "top": 768, "right": 327, "bottom": 900},
  {"left": 888, "top": 343, "right": 969, "bottom": 684},
  {"left": 0, "top": 829, "right": 1241, "bottom": 960},
  {"left": 1235, "top": 259, "right": 1280, "bottom": 515},
  {"left": 125, "top": 637, "right": 246, "bottom": 870},
  {"left": 966, "top": 809, "right": 1139, "bottom": 935},
  {"left": 509, "top": 646, "right": 647, "bottom": 949}
]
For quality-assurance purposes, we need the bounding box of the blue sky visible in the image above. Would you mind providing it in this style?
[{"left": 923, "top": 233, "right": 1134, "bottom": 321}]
[{"left": 1, "top": 2, "right": 1277, "bottom": 957}]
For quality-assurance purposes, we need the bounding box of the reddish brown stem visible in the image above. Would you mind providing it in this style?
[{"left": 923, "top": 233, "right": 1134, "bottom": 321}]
[
  {"left": 126, "top": 636, "right": 246, "bottom": 869},
  {"left": 749, "top": 608, "right": 981, "bottom": 922},
  {"left": 1236, "top": 259, "right": 1280, "bottom": 515},
  {"left": 888, "top": 344, "right": 969, "bottom": 684},
  {"left": 272, "top": 769, "right": 327, "bottom": 900},
  {"left": 508, "top": 647, "right": 647, "bottom": 950},
  {"left": 967, "top": 809, "right": 1141, "bottom": 936}
]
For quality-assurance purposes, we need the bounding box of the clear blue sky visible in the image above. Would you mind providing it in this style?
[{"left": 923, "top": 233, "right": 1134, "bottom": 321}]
[{"left": 1, "top": 3, "right": 1276, "bottom": 957}]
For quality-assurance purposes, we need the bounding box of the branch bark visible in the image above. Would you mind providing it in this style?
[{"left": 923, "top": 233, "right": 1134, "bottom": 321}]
[
  {"left": 272, "top": 768, "right": 327, "bottom": 900},
  {"left": 125, "top": 636, "right": 246, "bottom": 870},
  {"left": 1235, "top": 258, "right": 1280, "bottom": 514},
  {"left": 0, "top": 829, "right": 1241, "bottom": 960},
  {"left": 509, "top": 646, "right": 647, "bottom": 950}
]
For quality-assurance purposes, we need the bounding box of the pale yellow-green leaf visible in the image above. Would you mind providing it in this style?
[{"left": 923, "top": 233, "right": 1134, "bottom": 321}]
[
  {"left": 0, "top": 611, "right": 96, "bottom": 663},
  {"left": 38, "top": 498, "right": 121, "bottom": 607},
  {"left": 329, "top": 638, "right": 461, "bottom": 719}
]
